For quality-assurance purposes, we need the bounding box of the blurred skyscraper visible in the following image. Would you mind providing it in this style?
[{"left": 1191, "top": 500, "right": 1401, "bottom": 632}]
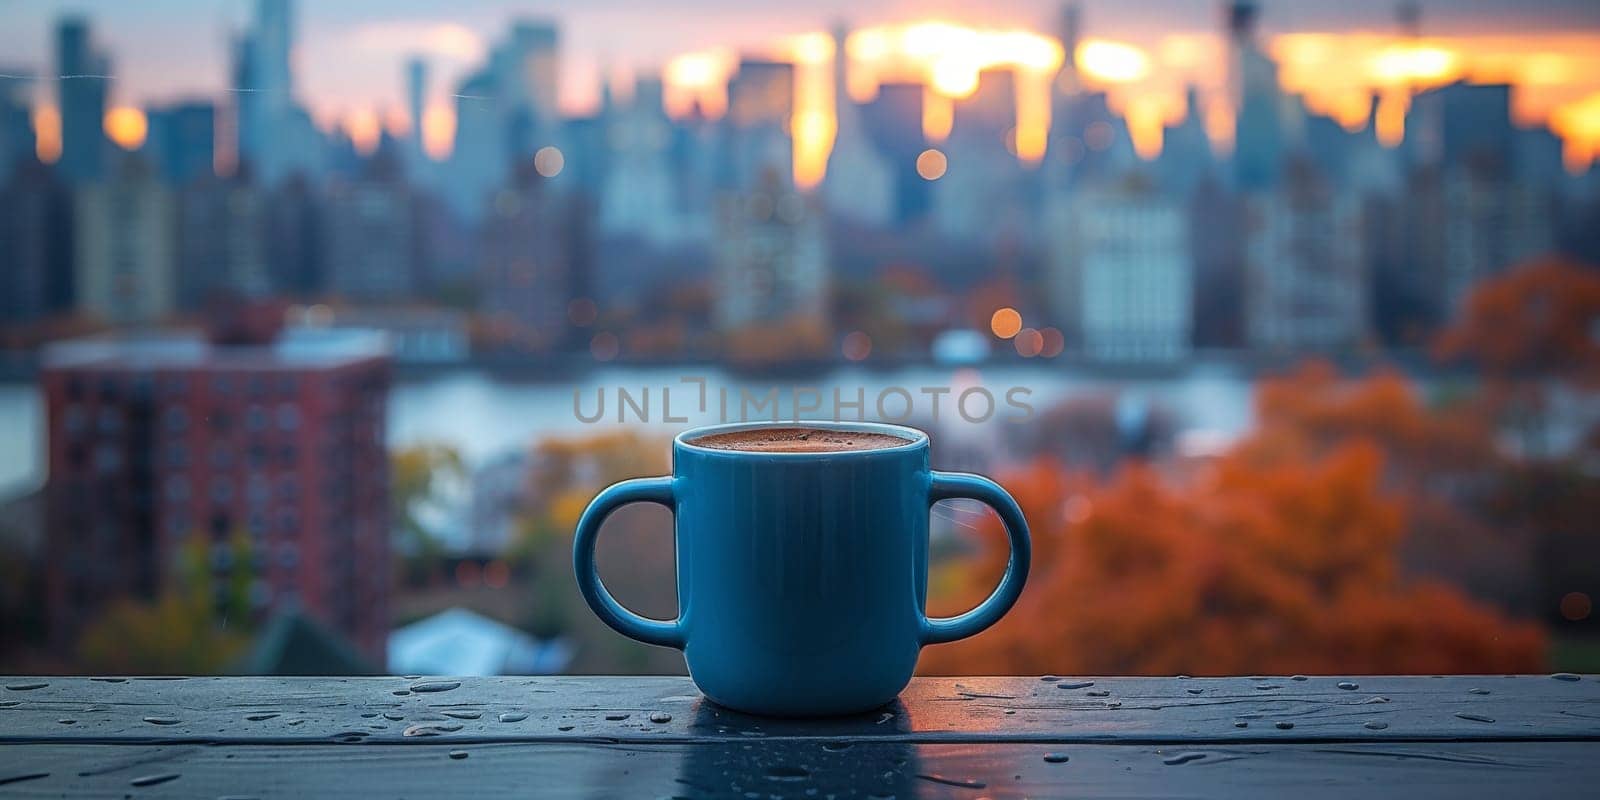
[
  {"left": 0, "top": 68, "right": 36, "bottom": 183},
  {"left": 145, "top": 102, "right": 216, "bottom": 186},
  {"left": 1047, "top": 174, "right": 1191, "bottom": 362},
  {"left": 323, "top": 155, "right": 420, "bottom": 302},
  {"left": 1243, "top": 158, "right": 1367, "bottom": 352},
  {"left": 726, "top": 58, "right": 795, "bottom": 189},
  {"left": 1, "top": 161, "right": 75, "bottom": 323},
  {"left": 234, "top": 0, "right": 322, "bottom": 184},
  {"left": 74, "top": 156, "right": 176, "bottom": 324},
  {"left": 1226, "top": 1, "right": 1284, "bottom": 190},
  {"left": 934, "top": 69, "right": 1030, "bottom": 244},
  {"left": 715, "top": 169, "right": 829, "bottom": 361},
  {"left": 480, "top": 162, "right": 577, "bottom": 351},
  {"left": 55, "top": 17, "right": 109, "bottom": 185},
  {"left": 823, "top": 23, "right": 894, "bottom": 227},
  {"left": 599, "top": 76, "right": 689, "bottom": 245},
  {"left": 177, "top": 171, "right": 268, "bottom": 308}
]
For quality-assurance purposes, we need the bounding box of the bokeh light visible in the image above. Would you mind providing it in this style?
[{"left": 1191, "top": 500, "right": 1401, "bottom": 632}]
[
  {"left": 568, "top": 297, "right": 598, "bottom": 327},
  {"left": 1013, "top": 327, "right": 1044, "bottom": 357},
  {"left": 990, "top": 307, "right": 1022, "bottom": 339},
  {"left": 1561, "top": 591, "right": 1593, "bottom": 622},
  {"left": 916, "top": 148, "right": 947, "bottom": 180},
  {"left": 1039, "top": 327, "right": 1065, "bottom": 358},
  {"left": 534, "top": 146, "right": 565, "bottom": 177},
  {"left": 103, "top": 107, "right": 147, "bottom": 150},
  {"left": 589, "top": 331, "right": 619, "bottom": 361},
  {"left": 841, "top": 331, "right": 872, "bottom": 361}
]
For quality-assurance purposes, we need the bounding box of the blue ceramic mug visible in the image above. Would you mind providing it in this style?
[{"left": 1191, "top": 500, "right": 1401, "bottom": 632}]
[{"left": 573, "top": 421, "right": 1030, "bottom": 716}]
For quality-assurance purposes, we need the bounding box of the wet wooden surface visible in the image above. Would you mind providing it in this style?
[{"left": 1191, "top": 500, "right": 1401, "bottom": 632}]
[{"left": 2, "top": 675, "right": 1598, "bottom": 797}]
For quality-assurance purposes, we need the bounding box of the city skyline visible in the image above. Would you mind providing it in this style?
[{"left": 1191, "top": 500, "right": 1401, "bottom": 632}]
[{"left": 4, "top": 1, "right": 1600, "bottom": 175}]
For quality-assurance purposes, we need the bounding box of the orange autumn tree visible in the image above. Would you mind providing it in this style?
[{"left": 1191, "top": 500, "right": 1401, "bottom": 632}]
[
  {"left": 1436, "top": 256, "right": 1600, "bottom": 458},
  {"left": 922, "top": 373, "right": 1546, "bottom": 675}
]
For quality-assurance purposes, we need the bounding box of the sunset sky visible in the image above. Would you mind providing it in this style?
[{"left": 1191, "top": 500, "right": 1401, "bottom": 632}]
[{"left": 4, "top": 0, "right": 1600, "bottom": 170}]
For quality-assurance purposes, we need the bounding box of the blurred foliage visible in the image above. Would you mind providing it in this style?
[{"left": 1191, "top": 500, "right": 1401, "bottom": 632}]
[
  {"left": 392, "top": 443, "right": 466, "bottom": 585},
  {"left": 922, "top": 366, "right": 1550, "bottom": 675},
  {"left": 75, "top": 536, "right": 256, "bottom": 674},
  {"left": 507, "top": 430, "right": 679, "bottom": 672}
]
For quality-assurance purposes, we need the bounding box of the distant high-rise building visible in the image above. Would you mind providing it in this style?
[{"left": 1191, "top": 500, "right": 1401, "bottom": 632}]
[
  {"left": 323, "top": 157, "right": 419, "bottom": 302},
  {"left": 1243, "top": 158, "right": 1367, "bottom": 352},
  {"left": 934, "top": 69, "right": 1029, "bottom": 243},
  {"left": 726, "top": 58, "right": 795, "bottom": 189},
  {"left": 0, "top": 66, "right": 36, "bottom": 182},
  {"left": 862, "top": 82, "right": 929, "bottom": 223},
  {"left": 1405, "top": 81, "right": 1515, "bottom": 173},
  {"left": 75, "top": 155, "right": 176, "bottom": 324},
  {"left": 235, "top": 0, "right": 321, "bottom": 184},
  {"left": 503, "top": 20, "right": 561, "bottom": 151},
  {"left": 599, "top": 76, "right": 693, "bottom": 245},
  {"left": 714, "top": 169, "right": 829, "bottom": 360},
  {"left": 1226, "top": 1, "right": 1284, "bottom": 190},
  {"left": 480, "top": 163, "right": 576, "bottom": 350},
  {"left": 1047, "top": 175, "right": 1191, "bottom": 362},
  {"left": 1158, "top": 86, "right": 1214, "bottom": 195},
  {"left": 55, "top": 17, "right": 110, "bottom": 184},
  {"left": 40, "top": 326, "right": 392, "bottom": 662},
  {"left": 405, "top": 58, "right": 429, "bottom": 176},
  {"left": 1413, "top": 163, "right": 1556, "bottom": 318},
  {"left": 1, "top": 161, "right": 75, "bottom": 323},
  {"left": 262, "top": 174, "right": 323, "bottom": 295},
  {"left": 144, "top": 102, "right": 216, "bottom": 186},
  {"left": 823, "top": 22, "right": 894, "bottom": 227},
  {"left": 177, "top": 172, "right": 268, "bottom": 308}
]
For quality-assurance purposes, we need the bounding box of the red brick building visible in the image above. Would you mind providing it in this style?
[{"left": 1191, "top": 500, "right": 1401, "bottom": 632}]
[{"left": 41, "top": 328, "right": 391, "bottom": 664}]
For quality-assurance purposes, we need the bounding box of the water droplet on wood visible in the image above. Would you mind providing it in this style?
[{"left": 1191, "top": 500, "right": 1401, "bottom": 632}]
[
  {"left": 823, "top": 741, "right": 852, "bottom": 751},
  {"left": 57, "top": 719, "right": 75, "bottom": 725},
  {"left": 605, "top": 713, "right": 630, "bottom": 721},
  {"left": 558, "top": 724, "right": 575, "bottom": 731},
  {"left": 1163, "top": 752, "right": 1207, "bottom": 765},
  {"left": 0, "top": 773, "right": 49, "bottom": 787},
  {"left": 383, "top": 712, "right": 404, "bottom": 721},
  {"left": 1290, "top": 675, "right": 1308, "bottom": 681},
  {"left": 1040, "top": 675, "right": 1060, "bottom": 682},
  {"left": 1469, "top": 688, "right": 1490, "bottom": 695},
  {"left": 142, "top": 716, "right": 181, "bottom": 725},
  {"left": 1186, "top": 688, "right": 1203, "bottom": 695},
  {"left": 129, "top": 773, "right": 180, "bottom": 787},
  {"left": 649, "top": 711, "right": 672, "bottom": 723},
  {"left": 1085, "top": 689, "right": 1110, "bottom": 697},
  {"left": 1552, "top": 673, "right": 1581, "bottom": 682},
  {"left": 1056, "top": 681, "right": 1094, "bottom": 690},
  {"left": 916, "top": 774, "right": 986, "bottom": 789},
  {"left": 402, "top": 722, "right": 464, "bottom": 737},
  {"left": 1455, "top": 713, "right": 1495, "bottom": 724},
  {"left": 1043, "top": 752, "right": 1070, "bottom": 763},
  {"left": 498, "top": 712, "right": 528, "bottom": 723},
  {"left": 4, "top": 682, "right": 47, "bottom": 691},
  {"left": 765, "top": 765, "right": 809, "bottom": 782},
  {"left": 1234, "top": 721, "right": 1249, "bottom": 728},
  {"left": 448, "top": 750, "right": 469, "bottom": 760},
  {"left": 442, "top": 710, "right": 482, "bottom": 720},
  {"left": 1275, "top": 721, "right": 1295, "bottom": 730},
  {"left": 245, "top": 713, "right": 279, "bottom": 721},
  {"left": 1337, "top": 681, "right": 1358, "bottom": 690},
  {"left": 410, "top": 680, "right": 461, "bottom": 693},
  {"left": 1364, "top": 721, "right": 1389, "bottom": 730}
]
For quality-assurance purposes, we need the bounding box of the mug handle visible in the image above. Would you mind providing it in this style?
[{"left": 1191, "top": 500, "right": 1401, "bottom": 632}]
[
  {"left": 572, "top": 476, "right": 685, "bottom": 649},
  {"left": 921, "top": 471, "right": 1032, "bottom": 645}
]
